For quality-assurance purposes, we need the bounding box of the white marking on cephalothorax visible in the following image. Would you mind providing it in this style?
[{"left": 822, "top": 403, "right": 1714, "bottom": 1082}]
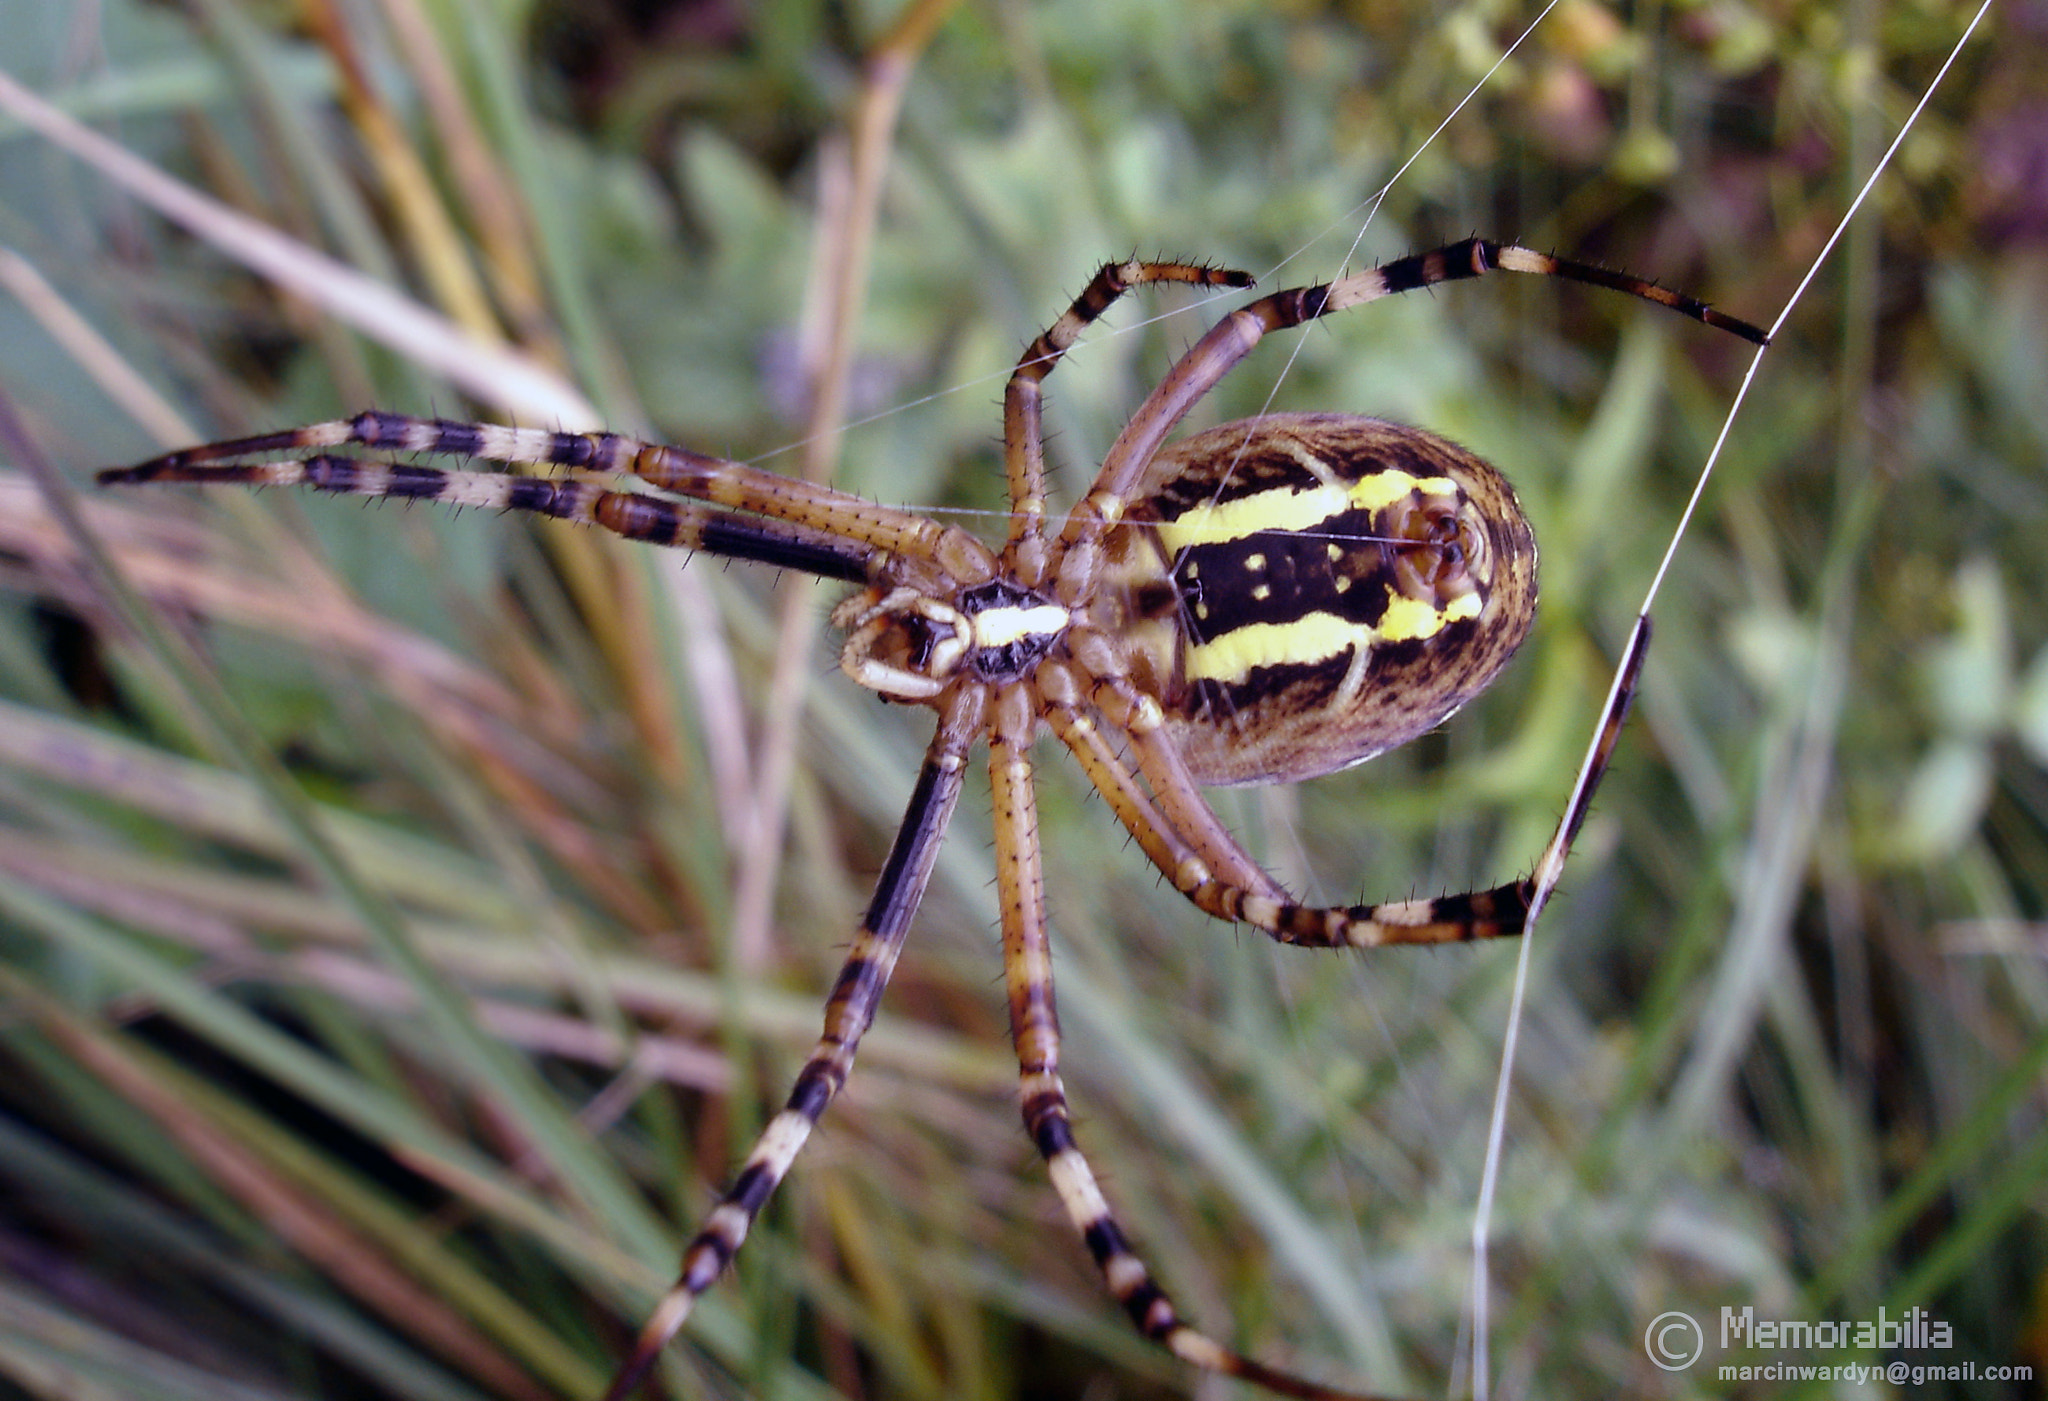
[{"left": 971, "top": 602, "right": 1071, "bottom": 649}]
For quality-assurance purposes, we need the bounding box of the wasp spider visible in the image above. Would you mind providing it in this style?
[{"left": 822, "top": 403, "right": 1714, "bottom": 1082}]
[{"left": 103, "top": 238, "right": 1767, "bottom": 1400}]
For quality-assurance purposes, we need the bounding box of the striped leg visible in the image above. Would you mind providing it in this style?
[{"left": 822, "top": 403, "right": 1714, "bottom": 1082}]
[
  {"left": 1003, "top": 260, "right": 1252, "bottom": 583},
  {"left": 98, "top": 455, "right": 878, "bottom": 582},
  {"left": 1118, "top": 693, "right": 1534, "bottom": 946},
  {"left": 1043, "top": 679, "right": 1531, "bottom": 949},
  {"left": 602, "top": 688, "right": 985, "bottom": 1401},
  {"left": 99, "top": 409, "right": 995, "bottom": 579},
  {"left": 987, "top": 684, "right": 1399, "bottom": 1401},
  {"left": 1059, "top": 238, "right": 1769, "bottom": 554},
  {"left": 1051, "top": 622, "right": 1652, "bottom": 950}
]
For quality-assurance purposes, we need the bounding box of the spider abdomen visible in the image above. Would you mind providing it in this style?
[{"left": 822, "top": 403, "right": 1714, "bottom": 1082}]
[{"left": 1103, "top": 412, "right": 1539, "bottom": 787}]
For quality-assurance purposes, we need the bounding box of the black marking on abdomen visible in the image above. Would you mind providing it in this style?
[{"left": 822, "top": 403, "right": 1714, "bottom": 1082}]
[{"left": 1172, "top": 515, "right": 1393, "bottom": 642}]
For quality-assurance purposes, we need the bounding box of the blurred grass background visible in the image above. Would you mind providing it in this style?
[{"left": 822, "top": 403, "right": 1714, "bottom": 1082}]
[{"left": 0, "top": 0, "right": 2043, "bottom": 1398}]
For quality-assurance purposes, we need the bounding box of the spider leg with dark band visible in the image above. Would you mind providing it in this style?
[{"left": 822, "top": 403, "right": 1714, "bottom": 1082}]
[{"left": 101, "top": 237, "right": 1767, "bottom": 1401}]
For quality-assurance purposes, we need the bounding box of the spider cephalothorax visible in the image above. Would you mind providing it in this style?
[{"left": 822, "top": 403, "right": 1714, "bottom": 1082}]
[{"left": 102, "top": 237, "right": 1764, "bottom": 1401}]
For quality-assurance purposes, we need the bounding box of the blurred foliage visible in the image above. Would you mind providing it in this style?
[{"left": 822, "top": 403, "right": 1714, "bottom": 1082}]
[{"left": 0, "top": 1, "right": 2044, "bottom": 1399}]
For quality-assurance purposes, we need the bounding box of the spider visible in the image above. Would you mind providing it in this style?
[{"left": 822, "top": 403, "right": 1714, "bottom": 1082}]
[{"left": 102, "top": 237, "right": 1767, "bottom": 1401}]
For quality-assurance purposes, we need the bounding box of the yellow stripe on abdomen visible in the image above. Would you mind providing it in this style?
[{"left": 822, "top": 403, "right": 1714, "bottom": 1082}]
[
  {"left": 1182, "top": 587, "right": 1479, "bottom": 684},
  {"left": 1379, "top": 589, "right": 1480, "bottom": 641},
  {"left": 1183, "top": 612, "right": 1366, "bottom": 684},
  {"left": 1152, "top": 471, "right": 1450, "bottom": 552}
]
